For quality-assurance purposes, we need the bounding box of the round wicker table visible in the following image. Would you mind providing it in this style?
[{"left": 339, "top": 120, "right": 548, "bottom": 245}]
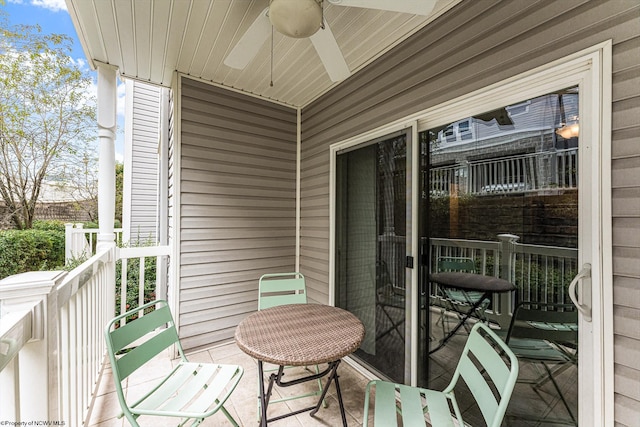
[{"left": 235, "top": 304, "right": 365, "bottom": 426}]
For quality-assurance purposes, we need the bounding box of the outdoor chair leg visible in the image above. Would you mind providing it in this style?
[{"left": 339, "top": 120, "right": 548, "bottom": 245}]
[{"left": 541, "top": 362, "right": 577, "bottom": 426}]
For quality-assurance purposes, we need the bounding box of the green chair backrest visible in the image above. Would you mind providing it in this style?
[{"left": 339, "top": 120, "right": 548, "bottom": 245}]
[
  {"left": 258, "top": 272, "right": 307, "bottom": 310},
  {"left": 435, "top": 256, "right": 485, "bottom": 304},
  {"left": 446, "top": 323, "right": 520, "bottom": 427},
  {"left": 506, "top": 302, "right": 578, "bottom": 343},
  {"left": 437, "top": 256, "right": 475, "bottom": 273},
  {"left": 105, "top": 300, "right": 184, "bottom": 384}
]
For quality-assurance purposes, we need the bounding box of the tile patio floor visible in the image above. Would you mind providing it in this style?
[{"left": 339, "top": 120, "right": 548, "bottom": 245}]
[
  {"left": 88, "top": 341, "right": 372, "bottom": 427},
  {"left": 88, "top": 318, "right": 577, "bottom": 426}
]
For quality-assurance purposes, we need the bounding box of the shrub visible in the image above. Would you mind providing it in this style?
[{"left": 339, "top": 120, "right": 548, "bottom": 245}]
[
  {"left": 32, "top": 220, "right": 66, "bottom": 232},
  {"left": 0, "top": 228, "right": 65, "bottom": 279}
]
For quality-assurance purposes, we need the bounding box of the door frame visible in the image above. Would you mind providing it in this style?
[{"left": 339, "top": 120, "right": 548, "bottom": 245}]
[
  {"left": 330, "top": 122, "right": 417, "bottom": 384},
  {"left": 329, "top": 41, "right": 613, "bottom": 424}
]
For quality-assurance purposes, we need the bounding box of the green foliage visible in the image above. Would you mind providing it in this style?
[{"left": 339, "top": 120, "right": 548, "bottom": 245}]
[
  {"left": 115, "top": 238, "right": 158, "bottom": 321},
  {"left": 512, "top": 257, "right": 578, "bottom": 304},
  {"left": 0, "top": 228, "right": 65, "bottom": 279},
  {"left": 115, "top": 257, "right": 157, "bottom": 321},
  {"left": 32, "top": 219, "right": 66, "bottom": 232},
  {"left": 115, "top": 163, "right": 124, "bottom": 224}
]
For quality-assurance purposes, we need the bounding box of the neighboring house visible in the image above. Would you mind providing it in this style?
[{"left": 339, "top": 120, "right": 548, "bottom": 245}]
[
  {"left": 0, "top": 182, "right": 92, "bottom": 229},
  {"left": 16, "top": 0, "right": 637, "bottom": 424}
]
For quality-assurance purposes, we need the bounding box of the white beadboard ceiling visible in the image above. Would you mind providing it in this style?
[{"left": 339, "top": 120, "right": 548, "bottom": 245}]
[{"left": 66, "top": 0, "right": 459, "bottom": 108}]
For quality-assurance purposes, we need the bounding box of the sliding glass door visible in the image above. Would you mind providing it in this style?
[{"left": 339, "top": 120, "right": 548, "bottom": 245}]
[
  {"left": 332, "top": 48, "right": 609, "bottom": 425},
  {"left": 334, "top": 129, "right": 411, "bottom": 383},
  {"left": 418, "top": 88, "right": 581, "bottom": 425}
]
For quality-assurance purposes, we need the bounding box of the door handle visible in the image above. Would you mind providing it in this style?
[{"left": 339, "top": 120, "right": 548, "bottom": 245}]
[{"left": 568, "top": 263, "right": 592, "bottom": 322}]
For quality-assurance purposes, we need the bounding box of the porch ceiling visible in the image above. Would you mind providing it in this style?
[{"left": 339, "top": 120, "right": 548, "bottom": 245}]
[{"left": 66, "top": 0, "right": 459, "bottom": 108}]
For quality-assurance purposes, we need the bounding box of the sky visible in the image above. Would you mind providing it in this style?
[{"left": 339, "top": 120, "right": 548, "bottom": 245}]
[{"left": 3, "top": 0, "right": 126, "bottom": 162}]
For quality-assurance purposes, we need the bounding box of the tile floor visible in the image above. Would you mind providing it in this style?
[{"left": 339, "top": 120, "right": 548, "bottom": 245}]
[
  {"left": 87, "top": 341, "right": 372, "bottom": 427},
  {"left": 88, "top": 326, "right": 577, "bottom": 426}
]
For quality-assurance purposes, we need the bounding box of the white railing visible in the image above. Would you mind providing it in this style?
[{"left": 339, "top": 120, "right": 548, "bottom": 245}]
[
  {"left": 64, "top": 223, "right": 124, "bottom": 262},
  {"left": 428, "top": 234, "right": 578, "bottom": 325},
  {"left": 0, "top": 248, "right": 115, "bottom": 425},
  {"left": 429, "top": 148, "right": 579, "bottom": 196},
  {"left": 0, "top": 241, "right": 171, "bottom": 424},
  {"left": 116, "top": 245, "right": 170, "bottom": 326},
  {"left": 510, "top": 238, "right": 579, "bottom": 304}
]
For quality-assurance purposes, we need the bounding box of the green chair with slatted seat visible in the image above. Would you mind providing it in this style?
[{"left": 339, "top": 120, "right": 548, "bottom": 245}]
[
  {"left": 504, "top": 302, "right": 578, "bottom": 425},
  {"left": 363, "top": 322, "right": 519, "bottom": 427},
  {"left": 256, "top": 272, "right": 326, "bottom": 419},
  {"left": 104, "top": 300, "right": 244, "bottom": 427}
]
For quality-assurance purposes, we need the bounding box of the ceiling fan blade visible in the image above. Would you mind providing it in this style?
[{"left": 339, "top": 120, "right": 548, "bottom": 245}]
[
  {"left": 310, "top": 19, "right": 350, "bottom": 82},
  {"left": 224, "top": 8, "right": 271, "bottom": 69},
  {"left": 327, "top": 0, "right": 437, "bottom": 16}
]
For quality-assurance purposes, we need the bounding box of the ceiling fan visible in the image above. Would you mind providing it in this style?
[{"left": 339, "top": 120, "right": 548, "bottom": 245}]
[{"left": 224, "top": 0, "right": 437, "bottom": 82}]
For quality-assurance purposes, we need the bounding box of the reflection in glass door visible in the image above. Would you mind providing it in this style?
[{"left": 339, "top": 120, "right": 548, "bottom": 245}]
[
  {"left": 418, "top": 88, "right": 580, "bottom": 426},
  {"left": 335, "top": 129, "right": 409, "bottom": 383}
]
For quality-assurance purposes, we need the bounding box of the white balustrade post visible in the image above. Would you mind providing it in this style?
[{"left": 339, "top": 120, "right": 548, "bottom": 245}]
[
  {"left": 64, "top": 223, "right": 73, "bottom": 262},
  {"left": 96, "top": 63, "right": 118, "bottom": 322},
  {"left": 497, "top": 234, "right": 520, "bottom": 324},
  {"left": 96, "top": 64, "right": 117, "bottom": 254},
  {"left": 0, "top": 271, "right": 67, "bottom": 422},
  {"left": 73, "top": 223, "right": 87, "bottom": 259}
]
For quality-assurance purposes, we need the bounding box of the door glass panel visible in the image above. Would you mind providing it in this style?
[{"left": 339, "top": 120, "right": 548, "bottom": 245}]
[
  {"left": 419, "top": 88, "right": 579, "bottom": 425},
  {"left": 335, "top": 132, "right": 407, "bottom": 383}
]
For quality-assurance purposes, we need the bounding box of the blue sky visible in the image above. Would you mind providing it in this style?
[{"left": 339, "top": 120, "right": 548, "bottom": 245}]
[{"left": 4, "top": 0, "right": 126, "bottom": 161}]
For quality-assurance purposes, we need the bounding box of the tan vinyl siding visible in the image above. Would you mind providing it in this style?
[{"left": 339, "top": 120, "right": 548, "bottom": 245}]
[
  {"left": 611, "top": 20, "right": 640, "bottom": 423},
  {"left": 179, "top": 77, "right": 297, "bottom": 351},
  {"left": 128, "top": 81, "right": 161, "bottom": 242},
  {"left": 299, "top": 0, "right": 640, "bottom": 422}
]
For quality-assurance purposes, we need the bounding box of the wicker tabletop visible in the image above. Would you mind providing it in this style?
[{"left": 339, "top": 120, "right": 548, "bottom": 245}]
[{"left": 235, "top": 304, "right": 365, "bottom": 366}]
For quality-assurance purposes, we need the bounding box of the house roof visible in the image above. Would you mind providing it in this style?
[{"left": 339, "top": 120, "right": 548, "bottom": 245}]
[{"left": 66, "top": 0, "right": 460, "bottom": 108}]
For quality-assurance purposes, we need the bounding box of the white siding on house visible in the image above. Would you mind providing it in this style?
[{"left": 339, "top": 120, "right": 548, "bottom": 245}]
[
  {"left": 124, "top": 80, "right": 162, "bottom": 243},
  {"left": 299, "top": 0, "right": 640, "bottom": 424},
  {"left": 178, "top": 77, "right": 298, "bottom": 351}
]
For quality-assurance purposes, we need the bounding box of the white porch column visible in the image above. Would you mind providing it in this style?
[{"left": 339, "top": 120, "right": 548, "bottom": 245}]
[{"left": 96, "top": 64, "right": 118, "bottom": 251}]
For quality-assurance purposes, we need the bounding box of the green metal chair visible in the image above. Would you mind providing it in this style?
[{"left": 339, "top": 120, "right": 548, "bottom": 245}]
[
  {"left": 436, "top": 256, "right": 490, "bottom": 334},
  {"left": 364, "top": 322, "right": 519, "bottom": 427},
  {"left": 104, "top": 300, "right": 244, "bottom": 427},
  {"left": 504, "top": 301, "right": 578, "bottom": 425},
  {"left": 258, "top": 272, "right": 308, "bottom": 310},
  {"left": 256, "top": 272, "right": 325, "bottom": 418}
]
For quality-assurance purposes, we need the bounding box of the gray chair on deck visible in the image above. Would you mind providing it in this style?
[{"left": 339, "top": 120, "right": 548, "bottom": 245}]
[
  {"left": 504, "top": 301, "right": 578, "bottom": 425},
  {"left": 436, "top": 256, "right": 490, "bottom": 334},
  {"left": 256, "top": 273, "right": 325, "bottom": 418}
]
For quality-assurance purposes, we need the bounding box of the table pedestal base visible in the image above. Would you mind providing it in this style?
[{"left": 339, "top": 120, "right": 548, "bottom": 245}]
[{"left": 258, "top": 359, "right": 347, "bottom": 427}]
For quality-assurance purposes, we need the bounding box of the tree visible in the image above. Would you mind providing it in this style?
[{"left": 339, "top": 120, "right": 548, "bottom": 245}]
[
  {"left": 53, "top": 139, "right": 99, "bottom": 222},
  {"left": 0, "top": 17, "right": 96, "bottom": 229}
]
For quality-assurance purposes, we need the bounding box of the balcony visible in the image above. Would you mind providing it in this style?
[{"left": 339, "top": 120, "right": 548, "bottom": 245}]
[{"left": 1, "top": 233, "right": 578, "bottom": 426}]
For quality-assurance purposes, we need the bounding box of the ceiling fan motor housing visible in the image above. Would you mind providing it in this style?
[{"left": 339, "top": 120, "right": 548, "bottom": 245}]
[{"left": 269, "top": 0, "right": 323, "bottom": 38}]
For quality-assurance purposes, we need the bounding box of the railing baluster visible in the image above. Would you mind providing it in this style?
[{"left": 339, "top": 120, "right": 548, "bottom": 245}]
[
  {"left": 139, "top": 256, "right": 146, "bottom": 315},
  {"left": 120, "top": 258, "right": 128, "bottom": 325}
]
